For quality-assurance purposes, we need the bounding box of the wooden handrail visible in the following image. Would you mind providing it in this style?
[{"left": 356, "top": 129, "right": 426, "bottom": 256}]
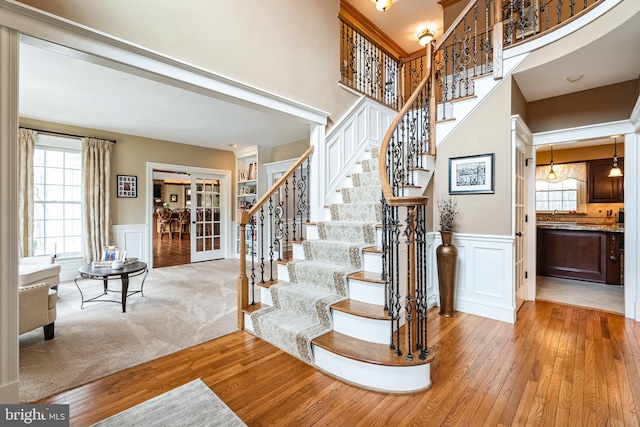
[
  {"left": 237, "top": 145, "right": 314, "bottom": 329},
  {"left": 244, "top": 145, "right": 314, "bottom": 221},
  {"left": 377, "top": 41, "right": 433, "bottom": 207}
]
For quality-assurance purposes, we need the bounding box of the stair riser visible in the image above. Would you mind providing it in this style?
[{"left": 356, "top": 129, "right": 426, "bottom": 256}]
[
  {"left": 348, "top": 278, "right": 385, "bottom": 305},
  {"left": 332, "top": 310, "right": 393, "bottom": 344},
  {"left": 313, "top": 347, "right": 432, "bottom": 392},
  {"left": 260, "top": 286, "right": 273, "bottom": 306}
]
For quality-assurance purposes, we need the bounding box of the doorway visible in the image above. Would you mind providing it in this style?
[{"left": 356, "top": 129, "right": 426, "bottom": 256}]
[{"left": 147, "top": 162, "right": 231, "bottom": 270}]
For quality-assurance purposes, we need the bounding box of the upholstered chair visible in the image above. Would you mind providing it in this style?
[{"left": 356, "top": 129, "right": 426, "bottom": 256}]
[{"left": 19, "top": 282, "right": 57, "bottom": 340}]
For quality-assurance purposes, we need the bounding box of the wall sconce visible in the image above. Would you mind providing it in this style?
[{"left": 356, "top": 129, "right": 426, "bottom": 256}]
[
  {"left": 547, "top": 145, "right": 557, "bottom": 180},
  {"left": 376, "top": 0, "right": 393, "bottom": 12},
  {"left": 417, "top": 29, "right": 435, "bottom": 46},
  {"left": 608, "top": 136, "right": 623, "bottom": 177}
]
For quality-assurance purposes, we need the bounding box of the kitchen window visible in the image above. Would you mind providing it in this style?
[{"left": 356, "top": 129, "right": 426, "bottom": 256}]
[{"left": 535, "top": 162, "right": 587, "bottom": 212}]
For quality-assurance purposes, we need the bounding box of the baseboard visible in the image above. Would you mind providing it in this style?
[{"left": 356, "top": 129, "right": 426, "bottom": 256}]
[
  {"left": 0, "top": 381, "right": 19, "bottom": 404},
  {"left": 455, "top": 298, "right": 516, "bottom": 324}
]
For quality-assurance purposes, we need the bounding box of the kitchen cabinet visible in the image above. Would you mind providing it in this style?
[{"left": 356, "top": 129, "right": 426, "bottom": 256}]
[
  {"left": 588, "top": 158, "right": 624, "bottom": 203},
  {"left": 537, "top": 227, "right": 622, "bottom": 285}
]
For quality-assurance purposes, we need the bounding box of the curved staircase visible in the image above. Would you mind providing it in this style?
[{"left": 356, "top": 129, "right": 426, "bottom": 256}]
[{"left": 243, "top": 148, "right": 434, "bottom": 393}]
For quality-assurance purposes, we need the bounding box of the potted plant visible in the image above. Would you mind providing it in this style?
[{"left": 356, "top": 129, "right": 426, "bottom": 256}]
[{"left": 436, "top": 195, "right": 458, "bottom": 317}]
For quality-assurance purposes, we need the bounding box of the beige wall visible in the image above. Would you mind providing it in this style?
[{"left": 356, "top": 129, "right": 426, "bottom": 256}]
[
  {"left": 270, "top": 138, "right": 310, "bottom": 162},
  {"left": 433, "top": 79, "right": 513, "bottom": 235},
  {"left": 526, "top": 80, "right": 638, "bottom": 133},
  {"left": 20, "top": 118, "right": 236, "bottom": 225},
  {"left": 511, "top": 79, "right": 527, "bottom": 121},
  {"left": 17, "top": 0, "right": 358, "bottom": 133},
  {"left": 536, "top": 142, "right": 625, "bottom": 165}
]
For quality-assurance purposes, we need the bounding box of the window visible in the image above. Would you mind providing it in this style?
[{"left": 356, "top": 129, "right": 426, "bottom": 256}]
[
  {"left": 535, "top": 178, "right": 578, "bottom": 211},
  {"left": 33, "top": 135, "right": 82, "bottom": 257}
]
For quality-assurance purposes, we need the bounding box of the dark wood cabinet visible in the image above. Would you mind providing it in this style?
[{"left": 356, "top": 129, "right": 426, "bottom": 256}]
[
  {"left": 588, "top": 158, "right": 624, "bottom": 203},
  {"left": 537, "top": 228, "right": 622, "bottom": 285}
]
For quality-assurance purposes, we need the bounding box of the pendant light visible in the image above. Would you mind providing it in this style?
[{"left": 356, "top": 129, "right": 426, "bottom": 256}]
[
  {"left": 547, "top": 145, "right": 557, "bottom": 180},
  {"left": 608, "top": 137, "right": 623, "bottom": 177}
]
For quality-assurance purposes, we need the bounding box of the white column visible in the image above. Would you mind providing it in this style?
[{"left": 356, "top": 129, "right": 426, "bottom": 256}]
[
  {"left": 624, "top": 131, "right": 639, "bottom": 320},
  {"left": 0, "top": 25, "right": 20, "bottom": 403},
  {"left": 309, "top": 123, "right": 325, "bottom": 222}
]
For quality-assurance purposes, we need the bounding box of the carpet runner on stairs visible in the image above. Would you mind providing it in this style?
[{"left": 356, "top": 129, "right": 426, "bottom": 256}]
[{"left": 250, "top": 149, "right": 381, "bottom": 364}]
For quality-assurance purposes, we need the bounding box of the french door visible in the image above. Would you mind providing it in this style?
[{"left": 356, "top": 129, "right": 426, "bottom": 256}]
[{"left": 190, "top": 174, "right": 224, "bottom": 262}]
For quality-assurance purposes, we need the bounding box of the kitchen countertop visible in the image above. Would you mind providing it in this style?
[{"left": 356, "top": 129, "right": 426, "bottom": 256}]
[{"left": 537, "top": 222, "right": 624, "bottom": 233}]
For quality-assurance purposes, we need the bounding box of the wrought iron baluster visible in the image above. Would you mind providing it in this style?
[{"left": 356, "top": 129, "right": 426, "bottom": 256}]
[
  {"left": 404, "top": 207, "right": 414, "bottom": 361},
  {"left": 268, "top": 196, "right": 275, "bottom": 282},
  {"left": 557, "top": 0, "right": 564, "bottom": 24},
  {"left": 292, "top": 171, "right": 298, "bottom": 241},
  {"left": 259, "top": 206, "right": 265, "bottom": 284},
  {"left": 284, "top": 179, "right": 290, "bottom": 261},
  {"left": 249, "top": 215, "right": 256, "bottom": 305}
]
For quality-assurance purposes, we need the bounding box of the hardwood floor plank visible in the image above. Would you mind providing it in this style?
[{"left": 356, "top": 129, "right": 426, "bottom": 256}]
[{"left": 36, "top": 301, "right": 640, "bottom": 427}]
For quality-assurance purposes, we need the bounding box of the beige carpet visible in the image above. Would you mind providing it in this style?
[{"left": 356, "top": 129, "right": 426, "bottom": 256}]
[
  {"left": 536, "top": 275, "right": 624, "bottom": 314},
  {"left": 91, "top": 378, "right": 245, "bottom": 426},
  {"left": 19, "top": 259, "right": 241, "bottom": 403}
]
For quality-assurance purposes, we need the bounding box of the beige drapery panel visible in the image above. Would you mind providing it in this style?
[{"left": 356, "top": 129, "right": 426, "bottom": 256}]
[
  {"left": 82, "top": 137, "right": 113, "bottom": 263},
  {"left": 18, "top": 128, "right": 37, "bottom": 257}
]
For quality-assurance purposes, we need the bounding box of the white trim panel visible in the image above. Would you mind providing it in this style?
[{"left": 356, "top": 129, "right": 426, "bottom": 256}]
[
  {"left": 113, "top": 224, "right": 149, "bottom": 265},
  {"left": 432, "top": 232, "right": 516, "bottom": 324},
  {"left": 314, "top": 346, "right": 432, "bottom": 392}
]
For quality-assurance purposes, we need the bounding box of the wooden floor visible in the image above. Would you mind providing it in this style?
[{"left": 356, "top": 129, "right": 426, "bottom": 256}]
[
  {"left": 152, "top": 231, "right": 191, "bottom": 268},
  {"left": 39, "top": 300, "right": 640, "bottom": 426}
]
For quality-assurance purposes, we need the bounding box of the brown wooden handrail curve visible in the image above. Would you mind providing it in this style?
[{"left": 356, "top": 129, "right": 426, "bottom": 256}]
[
  {"left": 377, "top": 0, "right": 480, "bottom": 207},
  {"left": 244, "top": 145, "right": 314, "bottom": 222}
]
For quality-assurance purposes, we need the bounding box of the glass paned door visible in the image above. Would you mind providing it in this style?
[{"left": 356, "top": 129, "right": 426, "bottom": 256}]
[{"left": 191, "top": 174, "right": 223, "bottom": 262}]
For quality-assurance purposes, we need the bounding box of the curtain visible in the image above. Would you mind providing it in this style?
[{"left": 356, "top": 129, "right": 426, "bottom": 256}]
[
  {"left": 18, "top": 128, "right": 37, "bottom": 257},
  {"left": 535, "top": 162, "right": 587, "bottom": 182},
  {"left": 82, "top": 137, "right": 113, "bottom": 263}
]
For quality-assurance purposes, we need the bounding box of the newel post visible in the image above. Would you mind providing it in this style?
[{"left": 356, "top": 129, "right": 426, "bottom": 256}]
[{"left": 237, "top": 209, "right": 250, "bottom": 329}]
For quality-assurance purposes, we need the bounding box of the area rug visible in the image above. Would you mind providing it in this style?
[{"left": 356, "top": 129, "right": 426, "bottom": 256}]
[
  {"left": 91, "top": 378, "right": 245, "bottom": 427},
  {"left": 19, "top": 259, "right": 241, "bottom": 403}
]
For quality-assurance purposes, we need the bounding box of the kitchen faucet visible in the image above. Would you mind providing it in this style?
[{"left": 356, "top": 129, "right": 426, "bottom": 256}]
[{"left": 552, "top": 209, "right": 558, "bottom": 221}]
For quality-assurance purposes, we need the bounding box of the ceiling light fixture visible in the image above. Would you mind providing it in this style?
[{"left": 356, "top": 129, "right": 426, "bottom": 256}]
[
  {"left": 566, "top": 74, "right": 584, "bottom": 83},
  {"left": 547, "top": 145, "right": 557, "bottom": 180},
  {"left": 608, "top": 136, "right": 623, "bottom": 178},
  {"left": 376, "top": 0, "right": 393, "bottom": 12},
  {"left": 417, "top": 29, "right": 435, "bottom": 46}
]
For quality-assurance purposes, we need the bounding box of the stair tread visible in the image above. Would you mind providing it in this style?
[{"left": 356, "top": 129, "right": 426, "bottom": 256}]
[
  {"left": 242, "top": 302, "right": 266, "bottom": 314},
  {"left": 332, "top": 299, "right": 388, "bottom": 320},
  {"left": 362, "top": 247, "right": 382, "bottom": 254},
  {"left": 348, "top": 270, "right": 386, "bottom": 283},
  {"left": 257, "top": 279, "right": 279, "bottom": 288},
  {"left": 313, "top": 329, "right": 434, "bottom": 367}
]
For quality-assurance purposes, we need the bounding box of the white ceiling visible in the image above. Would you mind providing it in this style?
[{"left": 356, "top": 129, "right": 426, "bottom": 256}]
[{"left": 18, "top": 1, "right": 640, "bottom": 152}]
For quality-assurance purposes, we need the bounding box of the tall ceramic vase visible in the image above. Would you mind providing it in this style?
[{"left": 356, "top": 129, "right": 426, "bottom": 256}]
[{"left": 436, "top": 230, "right": 457, "bottom": 317}]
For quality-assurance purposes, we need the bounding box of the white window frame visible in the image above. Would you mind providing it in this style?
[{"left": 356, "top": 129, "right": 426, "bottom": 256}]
[{"left": 33, "top": 134, "right": 83, "bottom": 258}]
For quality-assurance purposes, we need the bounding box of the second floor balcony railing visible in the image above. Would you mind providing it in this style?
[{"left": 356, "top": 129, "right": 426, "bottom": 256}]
[{"left": 340, "top": 0, "right": 604, "bottom": 114}]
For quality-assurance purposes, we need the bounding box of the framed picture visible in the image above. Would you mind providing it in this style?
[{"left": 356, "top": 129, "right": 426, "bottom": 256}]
[
  {"left": 449, "top": 153, "right": 495, "bottom": 194},
  {"left": 117, "top": 175, "right": 137, "bottom": 198},
  {"left": 170, "top": 194, "right": 178, "bottom": 203},
  {"left": 102, "top": 245, "right": 120, "bottom": 261}
]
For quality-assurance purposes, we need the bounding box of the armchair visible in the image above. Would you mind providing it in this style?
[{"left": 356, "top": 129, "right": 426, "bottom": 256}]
[
  {"left": 19, "top": 282, "right": 57, "bottom": 340},
  {"left": 19, "top": 256, "right": 61, "bottom": 290}
]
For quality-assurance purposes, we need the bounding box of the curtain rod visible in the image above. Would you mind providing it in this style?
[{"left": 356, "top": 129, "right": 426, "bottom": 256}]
[{"left": 20, "top": 127, "right": 116, "bottom": 144}]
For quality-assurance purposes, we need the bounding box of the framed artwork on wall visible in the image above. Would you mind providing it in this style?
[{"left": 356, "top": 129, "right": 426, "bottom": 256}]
[
  {"left": 117, "top": 175, "right": 137, "bottom": 198},
  {"left": 170, "top": 194, "right": 178, "bottom": 203},
  {"left": 449, "top": 153, "right": 495, "bottom": 194}
]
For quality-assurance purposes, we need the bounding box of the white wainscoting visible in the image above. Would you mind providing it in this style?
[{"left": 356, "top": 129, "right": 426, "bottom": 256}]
[
  {"left": 431, "top": 232, "right": 515, "bottom": 323},
  {"left": 113, "top": 224, "right": 149, "bottom": 264},
  {"left": 322, "top": 96, "right": 395, "bottom": 208}
]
